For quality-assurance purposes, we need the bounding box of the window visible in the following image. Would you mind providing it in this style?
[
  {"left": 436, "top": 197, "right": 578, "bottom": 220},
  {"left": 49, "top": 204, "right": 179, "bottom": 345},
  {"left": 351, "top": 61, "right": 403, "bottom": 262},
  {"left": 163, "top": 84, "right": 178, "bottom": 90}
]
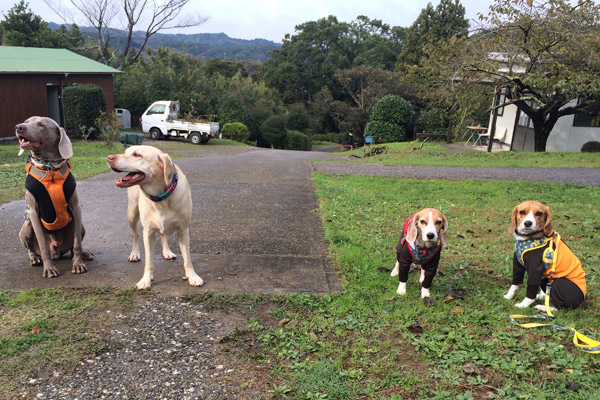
[
  {"left": 573, "top": 99, "right": 600, "bottom": 127},
  {"left": 493, "top": 93, "right": 505, "bottom": 117},
  {"left": 147, "top": 104, "right": 166, "bottom": 115}
]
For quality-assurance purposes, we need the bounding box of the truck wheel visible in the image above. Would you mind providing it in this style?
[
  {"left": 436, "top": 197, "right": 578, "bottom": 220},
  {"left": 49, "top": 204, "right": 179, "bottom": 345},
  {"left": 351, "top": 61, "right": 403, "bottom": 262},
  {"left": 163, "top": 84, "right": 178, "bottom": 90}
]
[
  {"left": 190, "top": 132, "right": 201, "bottom": 145},
  {"left": 150, "top": 128, "right": 162, "bottom": 140}
]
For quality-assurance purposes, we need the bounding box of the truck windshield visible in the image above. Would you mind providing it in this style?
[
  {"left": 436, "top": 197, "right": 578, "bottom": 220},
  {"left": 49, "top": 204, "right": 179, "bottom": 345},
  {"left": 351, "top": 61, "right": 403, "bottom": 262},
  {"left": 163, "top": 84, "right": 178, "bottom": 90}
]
[{"left": 147, "top": 104, "right": 166, "bottom": 115}]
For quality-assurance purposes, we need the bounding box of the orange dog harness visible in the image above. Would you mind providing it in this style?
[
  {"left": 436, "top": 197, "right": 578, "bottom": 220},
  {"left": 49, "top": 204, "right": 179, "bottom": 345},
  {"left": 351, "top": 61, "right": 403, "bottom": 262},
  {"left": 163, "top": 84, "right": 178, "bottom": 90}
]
[{"left": 25, "top": 161, "right": 75, "bottom": 231}]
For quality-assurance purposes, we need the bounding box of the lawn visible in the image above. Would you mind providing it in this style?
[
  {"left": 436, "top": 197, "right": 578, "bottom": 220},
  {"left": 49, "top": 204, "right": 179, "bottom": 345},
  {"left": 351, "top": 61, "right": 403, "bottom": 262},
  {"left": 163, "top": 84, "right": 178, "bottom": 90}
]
[
  {"left": 333, "top": 141, "right": 600, "bottom": 168},
  {"left": 217, "top": 176, "right": 600, "bottom": 399}
]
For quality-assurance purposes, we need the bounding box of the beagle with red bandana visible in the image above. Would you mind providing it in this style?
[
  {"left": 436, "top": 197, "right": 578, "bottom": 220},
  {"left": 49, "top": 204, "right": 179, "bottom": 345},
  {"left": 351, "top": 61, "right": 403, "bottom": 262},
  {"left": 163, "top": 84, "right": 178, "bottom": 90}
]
[
  {"left": 504, "top": 201, "right": 586, "bottom": 311},
  {"left": 391, "top": 208, "right": 448, "bottom": 305}
]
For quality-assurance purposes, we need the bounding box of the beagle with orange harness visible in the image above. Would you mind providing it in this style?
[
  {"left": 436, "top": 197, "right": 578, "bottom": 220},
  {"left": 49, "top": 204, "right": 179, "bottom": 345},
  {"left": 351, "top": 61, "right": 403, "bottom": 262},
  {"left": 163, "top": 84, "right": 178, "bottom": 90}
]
[
  {"left": 391, "top": 208, "right": 448, "bottom": 305},
  {"left": 504, "top": 201, "right": 586, "bottom": 311}
]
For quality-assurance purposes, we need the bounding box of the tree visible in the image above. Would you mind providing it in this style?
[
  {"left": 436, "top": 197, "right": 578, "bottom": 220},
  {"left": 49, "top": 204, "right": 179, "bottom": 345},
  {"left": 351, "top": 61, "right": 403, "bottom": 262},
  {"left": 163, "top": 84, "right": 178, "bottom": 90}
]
[
  {"left": 397, "top": 0, "right": 469, "bottom": 70},
  {"left": 0, "top": 0, "right": 72, "bottom": 47},
  {"left": 45, "top": 0, "right": 206, "bottom": 68},
  {"left": 462, "top": 0, "right": 600, "bottom": 151}
]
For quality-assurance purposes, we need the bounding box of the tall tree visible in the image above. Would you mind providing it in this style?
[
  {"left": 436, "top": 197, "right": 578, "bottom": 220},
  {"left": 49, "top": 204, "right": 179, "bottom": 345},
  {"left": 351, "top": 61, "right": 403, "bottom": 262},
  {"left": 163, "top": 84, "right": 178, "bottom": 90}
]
[
  {"left": 0, "top": 0, "right": 72, "bottom": 47},
  {"left": 462, "top": 0, "right": 600, "bottom": 151},
  {"left": 45, "top": 0, "right": 206, "bottom": 68},
  {"left": 397, "top": 0, "right": 469, "bottom": 70}
]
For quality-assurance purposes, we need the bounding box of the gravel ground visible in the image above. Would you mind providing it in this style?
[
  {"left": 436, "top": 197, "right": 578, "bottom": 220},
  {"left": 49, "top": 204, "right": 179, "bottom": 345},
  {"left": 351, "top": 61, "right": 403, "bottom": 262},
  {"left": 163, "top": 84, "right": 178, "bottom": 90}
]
[{"left": 20, "top": 297, "right": 249, "bottom": 400}]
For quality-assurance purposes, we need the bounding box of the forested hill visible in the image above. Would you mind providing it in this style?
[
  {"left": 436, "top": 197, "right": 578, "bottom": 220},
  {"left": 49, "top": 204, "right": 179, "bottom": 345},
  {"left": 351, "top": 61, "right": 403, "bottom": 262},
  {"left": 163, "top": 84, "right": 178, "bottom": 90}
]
[{"left": 48, "top": 23, "right": 281, "bottom": 61}]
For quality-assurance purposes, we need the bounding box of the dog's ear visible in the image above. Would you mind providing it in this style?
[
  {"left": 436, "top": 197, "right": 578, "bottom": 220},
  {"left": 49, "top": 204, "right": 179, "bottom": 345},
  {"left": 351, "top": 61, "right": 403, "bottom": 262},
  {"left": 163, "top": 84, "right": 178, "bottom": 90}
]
[
  {"left": 406, "top": 216, "right": 419, "bottom": 242},
  {"left": 58, "top": 127, "right": 73, "bottom": 159},
  {"left": 542, "top": 205, "right": 553, "bottom": 236},
  {"left": 440, "top": 214, "right": 448, "bottom": 246},
  {"left": 508, "top": 206, "right": 518, "bottom": 233},
  {"left": 157, "top": 152, "right": 175, "bottom": 186}
]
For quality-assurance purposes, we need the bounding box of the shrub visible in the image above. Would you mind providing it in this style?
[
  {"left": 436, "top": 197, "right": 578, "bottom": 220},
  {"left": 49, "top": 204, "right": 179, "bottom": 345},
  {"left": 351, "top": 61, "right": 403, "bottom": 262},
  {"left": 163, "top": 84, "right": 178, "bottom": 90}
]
[
  {"left": 261, "top": 115, "right": 287, "bottom": 149},
  {"left": 95, "top": 111, "right": 122, "bottom": 146},
  {"left": 367, "top": 95, "right": 413, "bottom": 143},
  {"left": 311, "top": 134, "right": 327, "bottom": 143},
  {"left": 286, "top": 103, "right": 309, "bottom": 132},
  {"left": 364, "top": 120, "right": 406, "bottom": 143},
  {"left": 581, "top": 141, "right": 600, "bottom": 153},
  {"left": 62, "top": 84, "right": 107, "bottom": 139},
  {"left": 221, "top": 122, "right": 250, "bottom": 143},
  {"left": 285, "top": 130, "right": 311, "bottom": 151},
  {"left": 325, "top": 132, "right": 345, "bottom": 144}
]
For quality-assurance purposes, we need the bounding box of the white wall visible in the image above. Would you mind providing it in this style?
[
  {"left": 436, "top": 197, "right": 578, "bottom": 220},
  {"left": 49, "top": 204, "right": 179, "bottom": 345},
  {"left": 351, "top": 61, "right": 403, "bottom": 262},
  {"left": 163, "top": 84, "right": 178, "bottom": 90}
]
[{"left": 546, "top": 100, "right": 600, "bottom": 152}]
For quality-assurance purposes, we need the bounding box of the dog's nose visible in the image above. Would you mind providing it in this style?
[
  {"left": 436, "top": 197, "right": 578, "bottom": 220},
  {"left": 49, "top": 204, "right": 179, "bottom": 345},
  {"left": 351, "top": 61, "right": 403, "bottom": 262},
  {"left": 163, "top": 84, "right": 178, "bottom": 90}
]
[
  {"left": 16, "top": 124, "right": 25, "bottom": 132},
  {"left": 427, "top": 232, "right": 435, "bottom": 240},
  {"left": 107, "top": 155, "right": 116, "bottom": 161},
  {"left": 524, "top": 221, "right": 532, "bottom": 227}
]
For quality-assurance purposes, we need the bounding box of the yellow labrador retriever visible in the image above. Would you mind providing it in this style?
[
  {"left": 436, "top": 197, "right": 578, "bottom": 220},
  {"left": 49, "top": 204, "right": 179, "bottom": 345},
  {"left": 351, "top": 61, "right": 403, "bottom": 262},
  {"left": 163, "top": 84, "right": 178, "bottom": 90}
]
[
  {"left": 107, "top": 145, "right": 204, "bottom": 289},
  {"left": 16, "top": 116, "right": 92, "bottom": 277}
]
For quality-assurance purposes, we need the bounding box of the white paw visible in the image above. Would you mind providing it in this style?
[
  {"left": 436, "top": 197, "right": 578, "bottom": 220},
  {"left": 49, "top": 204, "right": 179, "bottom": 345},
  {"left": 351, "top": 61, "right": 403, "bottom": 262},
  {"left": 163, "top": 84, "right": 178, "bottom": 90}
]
[
  {"left": 391, "top": 261, "right": 399, "bottom": 277},
  {"left": 128, "top": 252, "right": 141, "bottom": 262},
  {"left": 163, "top": 250, "right": 177, "bottom": 260},
  {"left": 396, "top": 281, "right": 406, "bottom": 295},
  {"left": 421, "top": 287, "right": 430, "bottom": 298},
  {"left": 515, "top": 297, "right": 535, "bottom": 308},
  {"left": 534, "top": 304, "right": 556, "bottom": 312},
  {"left": 187, "top": 273, "right": 204, "bottom": 287},
  {"left": 135, "top": 277, "right": 152, "bottom": 290},
  {"left": 504, "top": 285, "right": 519, "bottom": 300},
  {"left": 536, "top": 289, "right": 546, "bottom": 300}
]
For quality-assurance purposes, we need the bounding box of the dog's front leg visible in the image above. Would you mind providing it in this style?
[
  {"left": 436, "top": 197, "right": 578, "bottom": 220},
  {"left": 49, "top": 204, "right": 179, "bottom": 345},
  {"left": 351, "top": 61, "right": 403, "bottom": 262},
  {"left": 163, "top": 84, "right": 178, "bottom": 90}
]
[
  {"left": 25, "top": 193, "right": 59, "bottom": 277},
  {"left": 68, "top": 193, "right": 87, "bottom": 274},
  {"left": 176, "top": 228, "right": 204, "bottom": 287},
  {"left": 136, "top": 228, "right": 157, "bottom": 289},
  {"left": 127, "top": 188, "right": 141, "bottom": 262},
  {"left": 160, "top": 234, "right": 176, "bottom": 260},
  {"left": 504, "top": 284, "right": 520, "bottom": 300}
]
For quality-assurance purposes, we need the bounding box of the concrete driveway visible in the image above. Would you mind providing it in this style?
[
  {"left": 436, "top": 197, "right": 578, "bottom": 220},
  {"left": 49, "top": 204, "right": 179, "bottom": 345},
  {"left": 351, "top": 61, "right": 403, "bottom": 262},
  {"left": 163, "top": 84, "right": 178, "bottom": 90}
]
[{"left": 0, "top": 146, "right": 343, "bottom": 296}]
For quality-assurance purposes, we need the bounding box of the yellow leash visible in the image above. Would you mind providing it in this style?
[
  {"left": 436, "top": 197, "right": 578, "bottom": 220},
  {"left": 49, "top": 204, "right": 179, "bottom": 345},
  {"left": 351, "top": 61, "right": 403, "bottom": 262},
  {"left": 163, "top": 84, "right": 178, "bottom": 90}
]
[{"left": 509, "top": 233, "right": 600, "bottom": 354}]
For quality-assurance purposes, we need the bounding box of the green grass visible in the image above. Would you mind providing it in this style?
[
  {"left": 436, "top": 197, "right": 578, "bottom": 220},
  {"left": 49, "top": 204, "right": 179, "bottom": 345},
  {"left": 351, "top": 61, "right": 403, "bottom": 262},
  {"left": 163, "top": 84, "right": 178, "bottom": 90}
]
[
  {"left": 0, "top": 288, "right": 134, "bottom": 396},
  {"left": 333, "top": 141, "right": 600, "bottom": 168},
  {"left": 217, "top": 176, "right": 600, "bottom": 399}
]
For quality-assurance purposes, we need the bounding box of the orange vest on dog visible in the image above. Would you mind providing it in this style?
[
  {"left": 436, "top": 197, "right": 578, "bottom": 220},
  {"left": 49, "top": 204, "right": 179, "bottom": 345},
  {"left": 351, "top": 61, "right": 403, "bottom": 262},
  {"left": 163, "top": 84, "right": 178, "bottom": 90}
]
[{"left": 25, "top": 161, "right": 75, "bottom": 231}]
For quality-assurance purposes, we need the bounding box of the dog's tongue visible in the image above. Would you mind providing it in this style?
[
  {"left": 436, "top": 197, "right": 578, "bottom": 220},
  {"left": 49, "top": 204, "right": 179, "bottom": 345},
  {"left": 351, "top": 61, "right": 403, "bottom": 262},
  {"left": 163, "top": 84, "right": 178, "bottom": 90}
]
[{"left": 115, "top": 172, "right": 145, "bottom": 188}]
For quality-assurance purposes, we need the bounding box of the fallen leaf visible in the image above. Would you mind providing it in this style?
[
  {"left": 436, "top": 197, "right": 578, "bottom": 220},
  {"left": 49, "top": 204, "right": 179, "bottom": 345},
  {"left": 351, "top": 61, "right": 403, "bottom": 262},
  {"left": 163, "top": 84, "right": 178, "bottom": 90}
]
[
  {"left": 451, "top": 306, "right": 464, "bottom": 314},
  {"left": 444, "top": 295, "right": 455, "bottom": 303},
  {"left": 463, "top": 362, "right": 476, "bottom": 374},
  {"left": 278, "top": 318, "right": 291, "bottom": 327},
  {"left": 565, "top": 369, "right": 574, "bottom": 373},
  {"left": 308, "top": 331, "right": 319, "bottom": 341},
  {"left": 449, "top": 289, "right": 465, "bottom": 299},
  {"left": 31, "top": 325, "right": 40, "bottom": 335},
  {"left": 423, "top": 297, "right": 435, "bottom": 307}
]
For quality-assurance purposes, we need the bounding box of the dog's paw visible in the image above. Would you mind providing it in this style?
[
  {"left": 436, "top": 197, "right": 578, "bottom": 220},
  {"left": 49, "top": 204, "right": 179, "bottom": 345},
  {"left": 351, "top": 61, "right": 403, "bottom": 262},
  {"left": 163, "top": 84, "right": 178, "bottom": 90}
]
[
  {"left": 135, "top": 278, "right": 152, "bottom": 290},
  {"left": 534, "top": 304, "right": 556, "bottom": 313},
  {"left": 396, "top": 281, "right": 407, "bottom": 295},
  {"left": 128, "top": 252, "right": 141, "bottom": 262},
  {"left": 421, "top": 287, "right": 431, "bottom": 299},
  {"left": 504, "top": 285, "right": 519, "bottom": 300},
  {"left": 536, "top": 289, "right": 546, "bottom": 300},
  {"left": 390, "top": 261, "right": 399, "bottom": 277},
  {"left": 71, "top": 261, "right": 87, "bottom": 274},
  {"left": 186, "top": 273, "right": 204, "bottom": 287},
  {"left": 423, "top": 297, "right": 435, "bottom": 307},
  {"left": 163, "top": 250, "right": 177, "bottom": 260},
  {"left": 29, "top": 255, "right": 43, "bottom": 266},
  {"left": 43, "top": 265, "right": 60, "bottom": 278},
  {"left": 515, "top": 297, "right": 535, "bottom": 308},
  {"left": 82, "top": 251, "right": 95, "bottom": 261}
]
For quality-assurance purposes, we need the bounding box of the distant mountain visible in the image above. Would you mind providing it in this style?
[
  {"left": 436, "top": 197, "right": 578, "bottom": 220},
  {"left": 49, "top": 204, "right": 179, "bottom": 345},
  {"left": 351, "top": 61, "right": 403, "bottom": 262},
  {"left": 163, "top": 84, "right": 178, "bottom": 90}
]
[{"left": 49, "top": 23, "right": 281, "bottom": 62}]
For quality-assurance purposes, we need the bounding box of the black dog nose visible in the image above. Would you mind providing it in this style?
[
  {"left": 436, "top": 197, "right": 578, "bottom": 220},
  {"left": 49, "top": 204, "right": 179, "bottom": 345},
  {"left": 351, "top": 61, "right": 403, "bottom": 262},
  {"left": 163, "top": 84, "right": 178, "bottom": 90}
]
[
  {"left": 427, "top": 232, "right": 435, "bottom": 240},
  {"left": 524, "top": 221, "right": 532, "bottom": 227},
  {"left": 16, "top": 124, "right": 25, "bottom": 132}
]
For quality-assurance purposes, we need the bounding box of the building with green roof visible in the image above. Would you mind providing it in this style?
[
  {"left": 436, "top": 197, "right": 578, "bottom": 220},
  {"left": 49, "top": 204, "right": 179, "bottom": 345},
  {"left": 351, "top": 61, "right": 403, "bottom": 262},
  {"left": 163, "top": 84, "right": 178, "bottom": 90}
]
[{"left": 0, "top": 46, "right": 120, "bottom": 139}]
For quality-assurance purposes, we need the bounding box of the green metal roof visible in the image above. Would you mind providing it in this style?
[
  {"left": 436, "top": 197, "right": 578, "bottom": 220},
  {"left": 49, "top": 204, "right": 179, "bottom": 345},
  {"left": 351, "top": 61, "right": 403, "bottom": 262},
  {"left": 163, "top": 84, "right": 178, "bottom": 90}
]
[{"left": 0, "top": 46, "right": 120, "bottom": 74}]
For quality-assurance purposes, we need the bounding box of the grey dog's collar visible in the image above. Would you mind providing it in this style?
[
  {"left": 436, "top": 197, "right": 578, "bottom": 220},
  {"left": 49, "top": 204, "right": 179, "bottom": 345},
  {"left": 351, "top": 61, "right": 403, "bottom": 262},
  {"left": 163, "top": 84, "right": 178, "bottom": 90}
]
[{"left": 28, "top": 154, "right": 68, "bottom": 171}]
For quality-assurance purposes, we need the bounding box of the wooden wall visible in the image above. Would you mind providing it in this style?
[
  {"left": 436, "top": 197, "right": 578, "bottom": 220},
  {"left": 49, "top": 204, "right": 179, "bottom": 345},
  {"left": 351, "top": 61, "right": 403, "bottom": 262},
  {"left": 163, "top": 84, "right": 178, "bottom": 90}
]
[{"left": 0, "top": 73, "right": 115, "bottom": 139}]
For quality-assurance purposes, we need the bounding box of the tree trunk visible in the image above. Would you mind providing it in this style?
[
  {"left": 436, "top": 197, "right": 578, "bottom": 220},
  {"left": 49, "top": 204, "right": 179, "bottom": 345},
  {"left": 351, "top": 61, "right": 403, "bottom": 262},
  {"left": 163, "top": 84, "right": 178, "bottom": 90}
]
[{"left": 533, "top": 125, "right": 550, "bottom": 152}]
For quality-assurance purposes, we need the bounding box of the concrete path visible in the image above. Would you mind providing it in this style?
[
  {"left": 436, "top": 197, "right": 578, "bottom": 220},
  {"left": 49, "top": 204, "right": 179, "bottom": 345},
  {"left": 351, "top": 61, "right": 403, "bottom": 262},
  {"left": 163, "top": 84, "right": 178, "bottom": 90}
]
[{"left": 0, "top": 147, "right": 343, "bottom": 296}]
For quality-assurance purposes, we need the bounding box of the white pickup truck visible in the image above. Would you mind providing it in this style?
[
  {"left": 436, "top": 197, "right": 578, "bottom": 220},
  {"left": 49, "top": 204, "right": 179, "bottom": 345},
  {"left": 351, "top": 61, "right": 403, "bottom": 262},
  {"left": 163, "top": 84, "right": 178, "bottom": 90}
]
[{"left": 140, "top": 100, "right": 220, "bottom": 144}]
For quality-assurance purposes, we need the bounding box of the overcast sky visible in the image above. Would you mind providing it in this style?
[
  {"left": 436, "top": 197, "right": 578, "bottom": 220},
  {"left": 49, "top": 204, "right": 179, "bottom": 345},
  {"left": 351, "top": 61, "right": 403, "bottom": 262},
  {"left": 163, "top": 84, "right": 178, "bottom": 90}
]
[{"left": 7, "top": 0, "right": 495, "bottom": 43}]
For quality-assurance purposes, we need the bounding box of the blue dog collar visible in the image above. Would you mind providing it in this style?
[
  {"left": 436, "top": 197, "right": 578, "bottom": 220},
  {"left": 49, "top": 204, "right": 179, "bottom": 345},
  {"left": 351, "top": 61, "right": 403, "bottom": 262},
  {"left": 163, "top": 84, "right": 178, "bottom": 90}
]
[{"left": 149, "top": 169, "right": 178, "bottom": 202}]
